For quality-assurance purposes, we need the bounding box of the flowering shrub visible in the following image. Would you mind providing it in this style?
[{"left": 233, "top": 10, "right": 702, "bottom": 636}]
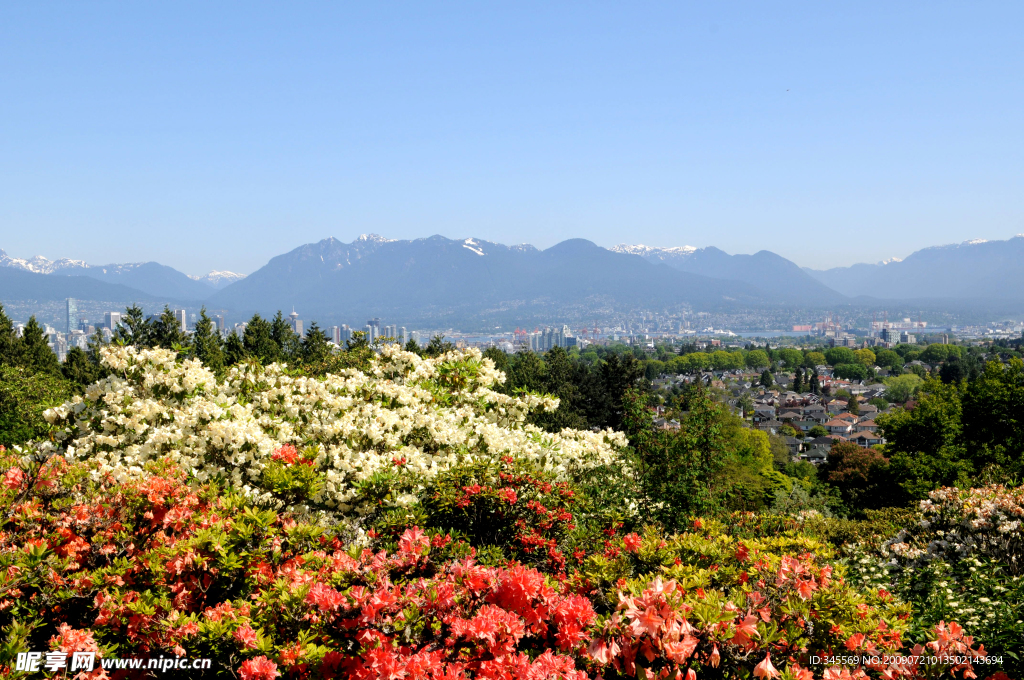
[
  {"left": 884, "top": 486, "right": 1024, "bottom": 574},
  {"left": 35, "top": 345, "right": 625, "bottom": 516},
  {"left": 370, "top": 455, "right": 583, "bottom": 573},
  {"left": 0, "top": 450, "right": 998, "bottom": 680}
]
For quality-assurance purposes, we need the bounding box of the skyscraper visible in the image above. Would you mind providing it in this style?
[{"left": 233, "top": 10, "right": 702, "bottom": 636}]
[
  {"left": 65, "top": 298, "right": 78, "bottom": 334},
  {"left": 174, "top": 309, "right": 187, "bottom": 332},
  {"left": 104, "top": 311, "right": 121, "bottom": 331},
  {"left": 289, "top": 309, "right": 303, "bottom": 337}
]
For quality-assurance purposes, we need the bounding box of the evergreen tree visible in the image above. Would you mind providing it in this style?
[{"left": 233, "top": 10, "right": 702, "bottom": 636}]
[
  {"left": 113, "top": 304, "right": 154, "bottom": 347},
  {"left": 224, "top": 330, "right": 246, "bottom": 366},
  {"left": 191, "top": 308, "right": 224, "bottom": 371},
  {"left": 792, "top": 368, "right": 804, "bottom": 393},
  {"left": 20, "top": 317, "right": 60, "bottom": 374},
  {"left": 404, "top": 337, "right": 422, "bottom": 354},
  {"left": 270, "top": 312, "right": 300, "bottom": 362},
  {"left": 809, "top": 372, "right": 821, "bottom": 395},
  {"left": 0, "top": 304, "right": 23, "bottom": 367},
  {"left": 300, "top": 322, "right": 333, "bottom": 365},
  {"left": 760, "top": 369, "right": 774, "bottom": 388},
  {"left": 243, "top": 314, "right": 278, "bottom": 364},
  {"left": 153, "top": 306, "right": 188, "bottom": 349},
  {"left": 848, "top": 396, "right": 860, "bottom": 417},
  {"left": 62, "top": 346, "right": 102, "bottom": 388}
]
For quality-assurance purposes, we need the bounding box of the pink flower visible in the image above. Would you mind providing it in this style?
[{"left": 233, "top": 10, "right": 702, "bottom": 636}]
[
  {"left": 399, "top": 527, "right": 429, "bottom": 556},
  {"left": 239, "top": 656, "right": 279, "bottom": 680},
  {"left": 754, "top": 654, "right": 780, "bottom": 680},
  {"left": 3, "top": 467, "right": 24, "bottom": 490},
  {"left": 623, "top": 533, "right": 642, "bottom": 553},
  {"left": 234, "top": 624, "right": 258, "bottom": 649}
]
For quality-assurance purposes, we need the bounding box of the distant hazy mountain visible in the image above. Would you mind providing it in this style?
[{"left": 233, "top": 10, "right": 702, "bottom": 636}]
[
  {"left": 611, "top": 244, "right": 845, "bottom": 305},
  {"left": 208, "top": 234, "right": 764, "bottom": 324},
  {"left": 805, "top": 236, "right": 1024, "bottom": 299},
  {"left": 0, "top": 266, "right": 156, "bottom": 303},
  {"left": 0, "top": 249, "right": 243, "bottom": 299}
]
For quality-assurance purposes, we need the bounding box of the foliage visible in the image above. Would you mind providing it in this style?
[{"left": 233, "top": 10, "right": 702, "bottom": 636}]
[
  {"left": 0, "top": 450, "right": 995, "bottom": 680},
  {"left": 884, "top": 374, "right": 924, "bottom": 403},
  {"left": 38, "top": 345, "right": 624, "bottom": 518},
  {"left": 0, "top": 366, "right": 76, "bottom": 448}
]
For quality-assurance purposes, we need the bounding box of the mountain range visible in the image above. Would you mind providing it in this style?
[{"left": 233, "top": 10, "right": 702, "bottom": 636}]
[
  {"left": 4, "top": 234, "right": 1024, "bottom": 323},
  {"left": 0, "top": 250, "right": 244, "bottom": 300},
  {"left": 803, "top": 236, "right": 1024, "bottom": 300},
  {"left": 205, "top": 235, "right": 763, "bottom": 324}
]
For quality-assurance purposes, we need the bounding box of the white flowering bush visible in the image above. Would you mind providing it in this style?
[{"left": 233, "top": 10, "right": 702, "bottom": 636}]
[
  {"left": 38, "top": 345, "right": 625, "bottom": 517},
  {"left": 883, "top": 485, "right": 1024, "bottom": 574}
]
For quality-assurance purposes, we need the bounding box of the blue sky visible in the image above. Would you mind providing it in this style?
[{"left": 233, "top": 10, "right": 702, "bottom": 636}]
[{"left": 2, "top": 3, "right": 1023, "bottom": 275}]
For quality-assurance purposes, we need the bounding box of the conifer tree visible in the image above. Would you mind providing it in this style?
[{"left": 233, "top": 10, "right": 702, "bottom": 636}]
[
  {"left": 153, "top": 306, "right": 188, "bottom": 349},
  {"left": 243, "top": 314, "right": 278, "bottom": 364},
  {"left": 224, "top": 330, "right": 246, "bottom": 366},
  {"left": 62, "top": 346, "right": 101, "bottom": 388},
  {"left": 300, "top": 322, "right": 332, "bottom": 365},
  {"left": 191, "top": 308, "right": 224, "bottom": 371},
  {"left": 113, "top": 304, "right": 154, "bottom": 347},
  {"left": 20, "top": 317, "right": 60, "bottom": 374},
  {"left": 0, "top": 304, "right": 23, "bottom": 367},
  {"left": 792, "top": 368, "right": 804, "bottom": 393},
  {"left": 270, "top": 311, "right": 300, "bottom": 361}
]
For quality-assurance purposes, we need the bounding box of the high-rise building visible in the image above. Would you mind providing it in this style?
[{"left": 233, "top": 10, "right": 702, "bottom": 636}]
[
  {"left": 400, "top": 327, "right": 408, "bottom": 345},
  {"left": 340, "top": 324, "right": 352, "bottom": 346},
  {"left": 66, "top": 298, "right": 78, "bottom": 334},
  {"left": 104, "top": 311, "right": 121, "bottom": 331},
  {"left": 364, "top": 324, "right": 374, "bottom": 342},
  {"left": 174, "top": 309, "right": 187, "bottom": 332},
  {"left": 289, "top": 309, "right": 303, "bottom": 337},
  {"left": 213, "top": 315, "right": 225, "bottom": 332},
  {"left": 331, "top": 326, "right": 341, "bottom": 345}
]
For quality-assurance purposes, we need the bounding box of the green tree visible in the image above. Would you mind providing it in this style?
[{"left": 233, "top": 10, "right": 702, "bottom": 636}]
[
  {"left": 224, "top": 330, "right": 246, "bottom": 366},
  {"left": 153, "top": 306, "right": 188, "bottom": 349},
  {"left": 847, "top": 396, "right": 860, "bottom": 416},
  {"left": 760, "top": 369, "right": 773, "bottom": 387},
  {"left": 808, "top": 425, "right": 829, "bottom": 439},
  {"left": 746, "top": 349, "right": 770, "bottom": 369},
  {"left": 270, "top": 312, "right": 300, "bottom": 361},
  {"left": 833, "top": 363, "right": 869, "bottom": 381},
  {"left": 0, "top": 364, "right": 75, "bottom": 447},
  {"left": 854, "top": 348, "right": 876, "bottom": 367},
  {"left": 626, "top": 384, "right": 726, "bottom": 530},
  {"left": 62, "top": 346, "right": 102, "bottom": 388},
  {"left": 809, "top": 372, "right": 821, "bottom": 394},
  {"left": 0, "top": 304, "right": 24, "bottom": 367},
  {"left": 883, "top": 373, "right": 923, "bottom": 403},
  {"left": 878, "top": 379, "right": 971, "bottom": 500},
  {"left": 20, "top": 317, "right": 60, "bottom": 375},
  {"left": 792, "top": 368, "right": 804, "bottom": 393},
  {"left": 243, "top": 314, "right": 279, "bottom": 364},
  {"left": 113, "top": 304, "right": 154, "bottom": 347},
  {"left": 191, "top": 308, "right": 224, "bottom": 371},
  {"left": 300, "top": 322, "right": 333, "bottom": 365},
  {"left": 804, "top": 351, "right": 826, "bottom": 368},
  {"left": 874, "top": 349, "right": 904, "bottom": 371},
  {"left": 824, "top": 347, "right": 857, "bottom": 366}
]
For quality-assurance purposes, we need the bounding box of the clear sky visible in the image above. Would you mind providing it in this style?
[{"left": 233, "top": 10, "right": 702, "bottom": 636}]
[{"left": 2, "top": 3, "right": 1023, "bottom": 276}]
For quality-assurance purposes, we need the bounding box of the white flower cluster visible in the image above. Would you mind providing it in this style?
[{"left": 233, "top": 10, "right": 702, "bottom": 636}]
[
  {"left": 883, "top": 485, "right": 1024, "bottom": 574},
  {"left": 40, "top": 345, "right": 626, "bottom": 516}
]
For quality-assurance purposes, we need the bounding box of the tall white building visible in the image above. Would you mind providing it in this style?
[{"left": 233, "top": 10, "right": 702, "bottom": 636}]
[
  {"left": 174, "top": 309, "right": 187, "bottom": 332},
  {"left": 104, "top": 311, "right": 121, "bottom": 331}
]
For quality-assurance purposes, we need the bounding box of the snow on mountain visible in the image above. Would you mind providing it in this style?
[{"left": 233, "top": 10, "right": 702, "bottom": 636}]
[
  {"left": 609, "top": 244, "right": 698, "bottom": 258},
  {"left": 190, "top": 271, "right": 247, "bottom": 289},
  {"left": 0, "top": 250, "right": 89, "bottom": 274}
]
